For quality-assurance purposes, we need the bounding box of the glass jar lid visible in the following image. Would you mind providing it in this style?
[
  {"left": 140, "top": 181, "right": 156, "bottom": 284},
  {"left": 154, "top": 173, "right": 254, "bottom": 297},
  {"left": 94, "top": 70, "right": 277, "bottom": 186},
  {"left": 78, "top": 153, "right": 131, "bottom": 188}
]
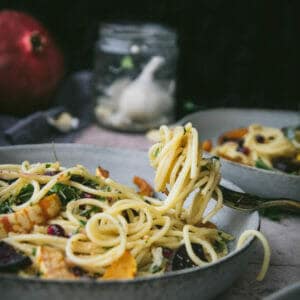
[{"left": 98, "top": 22, "right": 177, "bottom": 54}]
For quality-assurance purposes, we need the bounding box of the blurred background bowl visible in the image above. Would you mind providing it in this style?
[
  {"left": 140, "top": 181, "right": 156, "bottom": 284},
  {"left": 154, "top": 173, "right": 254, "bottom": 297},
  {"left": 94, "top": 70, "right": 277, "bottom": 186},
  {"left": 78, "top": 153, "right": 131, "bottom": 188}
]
[{"left": 179, "top": 108, "right": 300, "bottom": 199}]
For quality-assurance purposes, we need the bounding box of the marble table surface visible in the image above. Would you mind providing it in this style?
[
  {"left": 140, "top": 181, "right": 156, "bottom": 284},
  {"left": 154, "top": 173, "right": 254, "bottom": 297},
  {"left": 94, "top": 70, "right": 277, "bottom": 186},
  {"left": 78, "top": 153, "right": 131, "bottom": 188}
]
[{"left": 76, "top": 125, "right": 300, "bottom": 300}]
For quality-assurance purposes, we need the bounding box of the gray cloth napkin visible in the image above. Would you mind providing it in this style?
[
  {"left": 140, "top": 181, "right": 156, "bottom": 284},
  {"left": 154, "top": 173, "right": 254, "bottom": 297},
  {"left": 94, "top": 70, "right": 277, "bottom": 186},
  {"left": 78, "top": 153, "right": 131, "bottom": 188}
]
[{"left": 0, "top": 71, "right": 94, "bottom": 146}]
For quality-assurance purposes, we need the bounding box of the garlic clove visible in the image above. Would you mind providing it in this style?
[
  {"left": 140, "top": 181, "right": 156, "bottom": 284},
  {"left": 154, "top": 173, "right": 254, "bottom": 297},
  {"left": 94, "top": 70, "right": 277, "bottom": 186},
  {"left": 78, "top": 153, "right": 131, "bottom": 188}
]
[{"left": 47, "top": 112, "right": 79, "bottom": 133}]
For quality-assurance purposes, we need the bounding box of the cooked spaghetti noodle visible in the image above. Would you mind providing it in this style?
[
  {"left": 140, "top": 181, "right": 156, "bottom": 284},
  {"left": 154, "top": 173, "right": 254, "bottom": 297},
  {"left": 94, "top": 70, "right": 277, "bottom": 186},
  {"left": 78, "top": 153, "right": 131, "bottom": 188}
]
[
  {"left": 210, "top": 124, "right": 299, "bottom": 173},
  {"left": 0, "top": 123, "right": 270, "bottom": 281}
]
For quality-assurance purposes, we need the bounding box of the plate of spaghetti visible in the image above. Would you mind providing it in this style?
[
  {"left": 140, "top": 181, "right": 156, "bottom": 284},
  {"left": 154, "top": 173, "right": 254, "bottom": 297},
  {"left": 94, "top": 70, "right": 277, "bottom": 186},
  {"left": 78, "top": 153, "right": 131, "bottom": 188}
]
[
  {"left": 0, "top": 124, "right": 269, "bottom": 300},
  {"left": 179, "top": 109, "right": 300, "bottom": 200}
]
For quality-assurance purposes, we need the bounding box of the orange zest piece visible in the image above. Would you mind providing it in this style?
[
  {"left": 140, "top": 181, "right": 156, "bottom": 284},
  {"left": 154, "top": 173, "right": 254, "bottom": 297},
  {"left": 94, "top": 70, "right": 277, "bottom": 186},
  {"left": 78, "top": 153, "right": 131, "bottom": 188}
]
[
  {"left": 96, "top": 166, "right": 110, "bottom": 178},
  {"left": 39, "top": 194, "right": 61, "bottom": 220},
  {"left": 202, "top": 139, "right": 213, "bottom": 152},
  {"left": 218, "top": 127, "right": 248, "bottom": 145},
  {"left": 102, "top": 250, "right": 137, "bottom": 280},
  {"left": 133, "top": 176, "right": 154, "bottom": 197},
  {"left": 37, "top": 246, "right": 75, "bottom": 279}
]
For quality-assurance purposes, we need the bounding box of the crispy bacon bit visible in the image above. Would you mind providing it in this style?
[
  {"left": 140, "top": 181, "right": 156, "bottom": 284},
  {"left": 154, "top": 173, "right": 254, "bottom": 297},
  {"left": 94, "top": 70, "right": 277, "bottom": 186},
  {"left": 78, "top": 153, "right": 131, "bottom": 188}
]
[
  {"left": 218, "top": 128, "right": 248, "bottom": 145},
  {"left": 162, "top": 187, "right": 169, "bottom": 195},
  {"left": 102, "top": 251, "right": 137, "bottom": 280},
  {"left": 133, "top": 176, "right": 154, "bottom": 197},
  {"left": 196, "top": 221, "right": 217, "bottom": 229},
  {"left": 220, "top": 154, "right": 243, "bottom": 164},
  {"left": 0, "top": 216, "right": 12, "bottom": 233},
  {"left": 0, "top": 194, "right": 61, "bottom": 238},
  {"left": 202, "top": 139, "right": 213, "bottom": 152},
  {"left": 96, "top": 166, "right": 109, "bottom": 179}
]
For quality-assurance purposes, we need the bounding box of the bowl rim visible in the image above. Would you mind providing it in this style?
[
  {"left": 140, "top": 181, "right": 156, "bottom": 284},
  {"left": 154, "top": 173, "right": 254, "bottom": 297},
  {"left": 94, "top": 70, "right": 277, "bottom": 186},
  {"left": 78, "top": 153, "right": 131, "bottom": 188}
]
[
  {"left": 215, "top": 154, "right": 300, "bottom": 180},
  {"left": 0, "top": 143, "right": 260, "bottom": 285},
  {"left": 178, "top": 107, "right": 299, "bottom": 125},
  {"left": 178, "top": 108, "right": 300, "bottom": 181}
]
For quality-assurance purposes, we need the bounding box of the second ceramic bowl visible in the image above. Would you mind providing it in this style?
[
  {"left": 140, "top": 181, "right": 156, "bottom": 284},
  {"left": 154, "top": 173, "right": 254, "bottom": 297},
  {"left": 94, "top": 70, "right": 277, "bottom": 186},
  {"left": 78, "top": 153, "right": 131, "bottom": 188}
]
[{"left": 179, "top": 108, "right": 300, "bottom": 200}]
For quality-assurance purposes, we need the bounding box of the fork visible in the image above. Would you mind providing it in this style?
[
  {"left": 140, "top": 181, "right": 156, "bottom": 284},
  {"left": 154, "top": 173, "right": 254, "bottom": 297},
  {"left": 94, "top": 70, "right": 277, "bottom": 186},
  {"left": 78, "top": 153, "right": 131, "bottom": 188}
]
[{"left": 219, "top": 185, "right": 300, "bottom": 213}]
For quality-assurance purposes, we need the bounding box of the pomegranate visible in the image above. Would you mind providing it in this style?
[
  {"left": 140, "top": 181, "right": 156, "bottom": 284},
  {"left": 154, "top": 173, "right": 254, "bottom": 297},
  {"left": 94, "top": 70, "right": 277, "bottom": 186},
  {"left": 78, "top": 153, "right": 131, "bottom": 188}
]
[{"left": 0, "top": 10, "right": 64, "bottom": 115}]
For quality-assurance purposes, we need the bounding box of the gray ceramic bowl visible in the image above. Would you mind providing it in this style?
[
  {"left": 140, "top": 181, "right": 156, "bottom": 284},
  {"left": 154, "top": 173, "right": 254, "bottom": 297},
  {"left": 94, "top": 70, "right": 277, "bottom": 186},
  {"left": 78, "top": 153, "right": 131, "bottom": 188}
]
[
  {"left": 179, "top": 108, "right": 300, "bottom": 200},
  {"left": 0, "top": 144, "right": 259, "bottom": 300}
]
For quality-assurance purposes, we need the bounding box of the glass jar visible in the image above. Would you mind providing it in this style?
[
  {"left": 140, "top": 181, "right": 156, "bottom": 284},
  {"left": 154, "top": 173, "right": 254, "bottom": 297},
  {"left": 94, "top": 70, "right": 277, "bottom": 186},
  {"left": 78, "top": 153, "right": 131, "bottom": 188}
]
[{"left": 93, "top": 22, "right": 178, "bottom": 132}]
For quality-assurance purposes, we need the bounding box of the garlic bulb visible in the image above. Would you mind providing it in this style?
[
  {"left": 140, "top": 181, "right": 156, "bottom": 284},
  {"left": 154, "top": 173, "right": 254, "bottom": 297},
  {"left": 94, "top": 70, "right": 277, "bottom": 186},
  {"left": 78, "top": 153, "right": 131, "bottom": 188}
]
[{"left": 117, "top": 56, "right": 174, "bottom": 122}]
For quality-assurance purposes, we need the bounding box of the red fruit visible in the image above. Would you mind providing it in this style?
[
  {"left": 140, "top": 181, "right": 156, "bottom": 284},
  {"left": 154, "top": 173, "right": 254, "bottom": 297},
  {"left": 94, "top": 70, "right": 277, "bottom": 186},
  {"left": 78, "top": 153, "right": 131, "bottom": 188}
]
[
  {"left": 47, "top": 224, "right": 66, "bottom": 237},
  {"left": 0, "top": 10, "right": 64, "bottom": 115}
]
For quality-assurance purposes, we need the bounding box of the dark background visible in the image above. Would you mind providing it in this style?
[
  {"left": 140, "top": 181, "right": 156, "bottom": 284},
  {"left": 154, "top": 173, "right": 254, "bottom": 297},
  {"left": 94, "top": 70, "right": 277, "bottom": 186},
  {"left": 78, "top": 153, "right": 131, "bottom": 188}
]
[{"left": 1, "top": 0, "right": 300, "bottom": 116}]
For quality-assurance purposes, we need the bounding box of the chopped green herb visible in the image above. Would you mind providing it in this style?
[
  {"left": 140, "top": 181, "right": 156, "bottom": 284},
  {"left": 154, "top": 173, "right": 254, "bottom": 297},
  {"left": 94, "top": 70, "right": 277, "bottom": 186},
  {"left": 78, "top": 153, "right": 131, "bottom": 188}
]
[
  {"left": 48, "top": 183, "right": 81, "bottom": 205},
  {"left": 32, "top": 248, "right": 37, "bottom": 256},
  {"left": 0, "top": 200, "right": 14, "bottom": 214},
  {"left": 150, "top": 265, "right": 161, "bottom": 273},
  {"left": 96, "top": 196, "right": 106, "bottom": 201},
  {"left": 79, "top": 207, "right": 100, "bottom": 217},
  {"left": 79, "top": 220, "right": 87, "bottom": 227},
  {"left": 121, "top": 55, "right": 134, "bottom": 70},
  {"left": 103, "top": 247, "right": 113, "bottom": 250},
  {"left": 255, "top": 158, "right": 273, "bottom": 170},
  {"left": 70, "top": 175, "right": 99, "bottom": 188},
  {"left": 45, "top": 163, "right": 51, "bottom": 168},
  {"left": 18, "top": 184, "right": 34, "bottom": 202},
  {"left": 201, "top": 165, "right": 210, "bottom": 172},
  {"left": 101, "top": 185, "right": 111, "bottom": 192},
  {"left": 213, "top": 231, "right": 233, "bottom": 253},
  {"left": 70, "top": 175, "right": 85, "bottom": 183},
  {"left": 84, "top": 180, "right": 99, "bottom": 189},
  {"left": 218, "top": 231, "right": 234, "bottom": 241},
  {"left": 36, "top": 271, "right": 44, "bottom": 277},
  {"left": 0, "top": 184, "right": 34, "bottom": 214},
  {"left": 213, "top": 240, "right": 226, "bottom": 253},
  {"left": 72, "top": 227, "right": 80, "bottom": 235},
  {"left": 154, "top": 147, "right": 160, "bottom": 157},
  {"left": 211, "top": 156, "right": 220, "bottom": 161}
]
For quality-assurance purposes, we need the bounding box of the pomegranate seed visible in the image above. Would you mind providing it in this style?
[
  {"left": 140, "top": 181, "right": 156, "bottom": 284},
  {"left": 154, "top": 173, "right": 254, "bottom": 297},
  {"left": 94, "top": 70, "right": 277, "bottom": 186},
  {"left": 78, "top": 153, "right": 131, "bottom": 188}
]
[
  {"left": 162, "top": 248, "right": 173, "bottom": 259},
  {"left": 44, "top": 171, "right": 60, "bottom": 176},
  {"left": 172, "top": 244, "right": 207, "bottom": 271},
  {"left": 237, "top": 146, "right": 250, "bottom": 155},
  {"left": 47, "top": 224, "right": 65, "bottom": 237},
  {"left": 82, "top": 193, "right": 93, "bottom": 198},
  {"left": 70, "top": 266, "right": 86, "bottom": 277}
]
